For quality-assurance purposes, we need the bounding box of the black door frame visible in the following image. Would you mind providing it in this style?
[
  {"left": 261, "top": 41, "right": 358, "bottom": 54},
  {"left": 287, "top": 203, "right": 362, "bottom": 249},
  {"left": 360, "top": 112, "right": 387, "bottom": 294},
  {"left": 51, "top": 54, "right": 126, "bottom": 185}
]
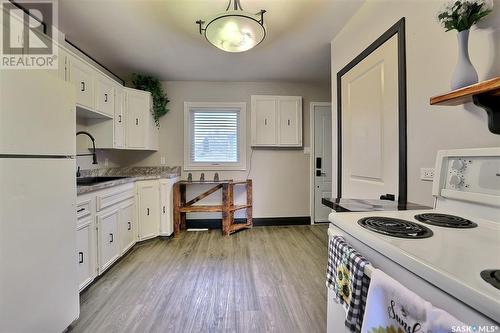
[{"left": 336, "top": 18, "right": 407, "bottom": 203}]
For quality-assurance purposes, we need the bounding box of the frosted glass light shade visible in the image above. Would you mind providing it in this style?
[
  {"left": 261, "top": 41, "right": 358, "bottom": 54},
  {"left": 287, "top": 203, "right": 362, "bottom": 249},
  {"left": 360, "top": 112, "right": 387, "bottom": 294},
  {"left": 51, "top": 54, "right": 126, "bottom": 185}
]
[{"left": 204, "top": 11, "right": 266, "bottom": 53}]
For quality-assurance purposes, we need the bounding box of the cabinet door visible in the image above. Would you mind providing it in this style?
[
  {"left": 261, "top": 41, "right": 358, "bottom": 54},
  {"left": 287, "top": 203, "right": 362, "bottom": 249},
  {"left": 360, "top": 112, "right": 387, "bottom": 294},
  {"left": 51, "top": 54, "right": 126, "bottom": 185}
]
[
  {"left": 114, "top": 87, "right": 125, "bottom": 148},
  {"left": 137, "top": 181, "right": 160, "bottom": 240},
  {"left": 125, "top": 90, "right": 147, "bottom": 149},
  {"left": 159, "top": 181, "right": 172, "bottom": 236},
  {"left": 68, "top": 56, "right": 94, "bottom": 110},
  {"left": 278, "top": 97, "right": 302, "bottom": 146},
  {"left": 251, "top": 96, "right": 277, "bottom": 146},
  {"left": 76, "top": 219, "right": 95, "bottom": 291},
  {"left": 95, "top": 74, "right": 115, "bottom": 117},
  {"left": 120, "top": 201, "right": 136, "bottom": 254},
  {"left": 97, "top": 209, "right": 120, "bottom": 273}
]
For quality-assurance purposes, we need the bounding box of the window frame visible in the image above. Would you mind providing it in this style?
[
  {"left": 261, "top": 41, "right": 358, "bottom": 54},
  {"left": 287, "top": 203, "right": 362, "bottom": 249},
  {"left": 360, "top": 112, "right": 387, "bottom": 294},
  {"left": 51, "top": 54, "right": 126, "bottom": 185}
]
[{"left": 184, "top": 102, "right": 247, "bottom": 171}]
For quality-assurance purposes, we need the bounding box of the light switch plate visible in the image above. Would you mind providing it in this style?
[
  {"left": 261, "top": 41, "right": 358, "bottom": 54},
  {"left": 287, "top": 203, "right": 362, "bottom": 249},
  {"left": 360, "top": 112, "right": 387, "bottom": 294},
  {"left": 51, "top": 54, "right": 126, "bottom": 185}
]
[{"left": 420, "top": 168, "right": 435, "bottom": 181}]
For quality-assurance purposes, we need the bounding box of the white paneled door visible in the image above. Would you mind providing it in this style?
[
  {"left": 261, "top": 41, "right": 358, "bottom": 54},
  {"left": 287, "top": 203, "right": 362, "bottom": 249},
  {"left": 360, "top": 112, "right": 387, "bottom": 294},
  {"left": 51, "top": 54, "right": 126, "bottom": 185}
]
[
  {"left": 313, "top": 103, "right": 333, "bottom": 222},
  {"left": 341, "top": 35, "right": 399, "bottom": 199}
]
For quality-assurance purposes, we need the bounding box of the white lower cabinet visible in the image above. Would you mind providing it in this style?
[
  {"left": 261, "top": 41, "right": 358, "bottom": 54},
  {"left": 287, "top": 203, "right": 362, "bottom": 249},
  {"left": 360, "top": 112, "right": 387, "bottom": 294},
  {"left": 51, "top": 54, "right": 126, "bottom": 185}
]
[
  {"left": 97, "top": 208, "right": 120, "bottom": 273},
  {"left": 76, "top": 218, "right": 96, "bottom": 291},
  {"left": 76, "top": 178, "right": 176, "bottom": 290},
  {"left": 120, "top": 200, "right": 136, "bottom": 254},
  {"left": 160, "top": 178, "right": 178, "bottom": 236},
  {"left": 136, "top": 180, "right": 160, "bottom": 240}
]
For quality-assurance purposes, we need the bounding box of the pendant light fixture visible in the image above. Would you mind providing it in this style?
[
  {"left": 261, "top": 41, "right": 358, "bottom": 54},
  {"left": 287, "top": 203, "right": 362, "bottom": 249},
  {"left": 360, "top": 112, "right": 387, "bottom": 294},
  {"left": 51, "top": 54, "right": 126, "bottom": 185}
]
[{"left": 196, "top": 0, "right": 266, "bottom": 53}]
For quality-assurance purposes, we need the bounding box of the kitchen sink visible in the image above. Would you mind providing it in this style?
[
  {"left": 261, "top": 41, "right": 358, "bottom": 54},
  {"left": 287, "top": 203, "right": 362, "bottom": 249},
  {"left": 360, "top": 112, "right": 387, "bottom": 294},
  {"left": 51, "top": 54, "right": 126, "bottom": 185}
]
[{"left": 76, "top": 176, "right": 128, "bottom": 186}]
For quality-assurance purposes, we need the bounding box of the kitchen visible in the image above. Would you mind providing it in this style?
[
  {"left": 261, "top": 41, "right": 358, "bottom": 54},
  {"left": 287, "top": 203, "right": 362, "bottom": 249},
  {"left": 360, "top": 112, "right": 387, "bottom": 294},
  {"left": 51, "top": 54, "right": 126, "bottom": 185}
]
[{"left": 0, "top": 0, "right": 499, "bottom": 332}]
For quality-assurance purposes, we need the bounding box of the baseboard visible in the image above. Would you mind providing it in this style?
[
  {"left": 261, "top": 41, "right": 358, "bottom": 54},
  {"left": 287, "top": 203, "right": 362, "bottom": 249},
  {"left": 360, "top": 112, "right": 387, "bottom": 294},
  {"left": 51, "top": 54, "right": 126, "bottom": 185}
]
[{"left": 186, "top": 216, "right": 310, "bottom": 229}]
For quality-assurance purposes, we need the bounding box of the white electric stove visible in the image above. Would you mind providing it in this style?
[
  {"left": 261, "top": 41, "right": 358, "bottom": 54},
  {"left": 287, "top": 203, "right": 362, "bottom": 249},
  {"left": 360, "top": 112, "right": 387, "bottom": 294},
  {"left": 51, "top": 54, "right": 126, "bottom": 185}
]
[{"left": 327, "top": 148, "right": 500, "bottom": 332}]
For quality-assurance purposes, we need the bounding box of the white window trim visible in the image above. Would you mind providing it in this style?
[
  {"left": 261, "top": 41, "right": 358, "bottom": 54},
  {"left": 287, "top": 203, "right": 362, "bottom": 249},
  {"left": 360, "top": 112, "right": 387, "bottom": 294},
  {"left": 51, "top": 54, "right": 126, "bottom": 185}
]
[{"left": 184, "top": 102, "right": 247, "bottom": 171}]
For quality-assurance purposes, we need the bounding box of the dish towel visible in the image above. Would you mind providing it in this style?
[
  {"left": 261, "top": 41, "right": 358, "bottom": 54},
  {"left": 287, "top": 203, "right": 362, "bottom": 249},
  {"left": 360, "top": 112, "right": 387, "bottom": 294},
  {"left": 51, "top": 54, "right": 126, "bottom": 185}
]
[
  {"left": 326, "top": 235, "right": 371, "bottom": 332},
  {"left": 361, "top": 269, "right": 464, "bottom": 333}
]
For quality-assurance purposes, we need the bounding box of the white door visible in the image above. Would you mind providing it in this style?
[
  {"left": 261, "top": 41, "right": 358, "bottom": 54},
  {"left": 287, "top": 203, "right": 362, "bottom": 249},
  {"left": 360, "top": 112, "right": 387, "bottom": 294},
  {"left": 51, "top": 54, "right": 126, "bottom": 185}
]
[
  {"left": 279, "top": 98, "right": 302, "bottom": 146},
  {"left": 97, "top": 209, "right": 120, "bottom": 273},
  {"left": 68, "top": 56, "right": 94, "bottom": 111},
  {"left": 120, "top": 200, "right": 136, "bottom": 254},
  {"left": 114, "top": 87, "right": 125, "bottom": 148},
  {"left": 313, "top": 103, "right": 333, "bottom": 222},
  {"left": 76, "top": 219, "right": 95, "bottom": 291},
  {"left": 340, "top": 35, "right": 399, "bottom": 199},
  {"left": 137, "top": 181, "right": 160, "bottom": 240},
  {"left": 251, "top": 96, "right": 277, "bottom": 146}
]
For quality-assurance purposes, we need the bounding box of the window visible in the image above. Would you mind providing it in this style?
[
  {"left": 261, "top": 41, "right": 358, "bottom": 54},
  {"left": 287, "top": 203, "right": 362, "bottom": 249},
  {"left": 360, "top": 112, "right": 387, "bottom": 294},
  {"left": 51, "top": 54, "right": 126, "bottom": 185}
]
[{"left": 184, "top": 102, "right": 246, "bottom": 170}]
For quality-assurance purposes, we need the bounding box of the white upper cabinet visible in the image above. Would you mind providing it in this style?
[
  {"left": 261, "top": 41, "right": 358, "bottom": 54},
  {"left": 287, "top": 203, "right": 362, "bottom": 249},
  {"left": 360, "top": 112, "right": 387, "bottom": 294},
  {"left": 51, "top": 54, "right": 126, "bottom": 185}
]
[
  {"left": 251, "top": 95, "right": 302, "bottom": 147},
  {"left": 251, "top": 96, "right": 278, "bottom": 146},
  {"left": 67, "top": 55, "right": 95, "bottom": 112},
  {"left": 114, "top": 85, "right": 125, "bottom": 148},
  {"left": 125, "top": 88, "right": 148, "bottom": 149},
  {"left": 94, "top": 73, "right": 115, "bottom": 118},
  {"left": 124, "top": 88, "right": 158, "bottom": 151},
  {"left": 278, "top": 98, "right": 302, "bottom": 146}
]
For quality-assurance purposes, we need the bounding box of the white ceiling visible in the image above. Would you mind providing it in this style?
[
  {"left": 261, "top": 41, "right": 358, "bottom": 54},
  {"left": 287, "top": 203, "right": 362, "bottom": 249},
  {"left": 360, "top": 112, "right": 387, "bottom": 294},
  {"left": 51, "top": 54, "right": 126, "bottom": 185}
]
[{"left": 59, "top": 0, "right": 364, "bottom": 83}]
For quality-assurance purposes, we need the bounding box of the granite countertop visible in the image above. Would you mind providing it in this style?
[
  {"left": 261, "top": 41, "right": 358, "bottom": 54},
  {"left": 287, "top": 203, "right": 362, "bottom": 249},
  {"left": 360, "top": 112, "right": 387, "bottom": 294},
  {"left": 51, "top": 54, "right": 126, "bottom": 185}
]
[
  {"left": 322, "top": 198, "right": 431, "bottom": 212},
  {"left": 77, "top": 166, "right": 181, "bottom": 195}
]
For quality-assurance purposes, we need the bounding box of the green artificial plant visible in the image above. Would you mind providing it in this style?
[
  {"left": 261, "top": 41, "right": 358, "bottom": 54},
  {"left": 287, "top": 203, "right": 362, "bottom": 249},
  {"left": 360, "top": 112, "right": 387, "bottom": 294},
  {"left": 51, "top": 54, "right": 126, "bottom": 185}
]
[{"left": 132, "top": 74, "right": 169, "bottom": 127}]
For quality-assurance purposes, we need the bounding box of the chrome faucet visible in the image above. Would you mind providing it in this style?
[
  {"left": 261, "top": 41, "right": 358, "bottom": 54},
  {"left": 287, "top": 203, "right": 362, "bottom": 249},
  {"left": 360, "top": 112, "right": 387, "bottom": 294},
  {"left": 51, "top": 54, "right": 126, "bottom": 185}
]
[{"left": 76, "top": 131, "right": 98, "bottom": 165}]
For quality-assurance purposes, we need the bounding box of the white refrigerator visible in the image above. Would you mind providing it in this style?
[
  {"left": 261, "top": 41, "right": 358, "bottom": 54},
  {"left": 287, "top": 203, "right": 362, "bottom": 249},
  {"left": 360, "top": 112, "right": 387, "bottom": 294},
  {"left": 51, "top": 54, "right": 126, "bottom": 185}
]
[{"left": 0, "top": 70, "right": 80, "bottom": 332}]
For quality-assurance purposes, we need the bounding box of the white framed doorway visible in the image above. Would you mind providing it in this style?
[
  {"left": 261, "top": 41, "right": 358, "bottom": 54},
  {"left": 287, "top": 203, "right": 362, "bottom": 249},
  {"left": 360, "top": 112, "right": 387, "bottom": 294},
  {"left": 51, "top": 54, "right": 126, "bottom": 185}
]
[{"left": 309, "top": 102, "right": 332, "bottom": 224}]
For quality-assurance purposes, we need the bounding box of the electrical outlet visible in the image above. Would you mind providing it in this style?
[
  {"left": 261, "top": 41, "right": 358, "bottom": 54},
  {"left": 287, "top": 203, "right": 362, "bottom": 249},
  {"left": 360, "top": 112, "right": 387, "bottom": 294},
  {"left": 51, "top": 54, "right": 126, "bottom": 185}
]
[
  {"left": 420, "top": 168, "right": 435, "bottom": 181},
  {"left": 160, "top": 156, "right": 166, "bottom": 165}
]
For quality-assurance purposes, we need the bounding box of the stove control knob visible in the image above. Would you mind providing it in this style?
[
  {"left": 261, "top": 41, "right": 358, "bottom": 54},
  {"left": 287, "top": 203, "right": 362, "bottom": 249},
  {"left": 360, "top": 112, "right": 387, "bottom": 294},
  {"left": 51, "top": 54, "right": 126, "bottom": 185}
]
[
  {"left": 452, "top": 159, "right": 465, "bottom": 171},
  {"left": 449, "top": 175, "right": 463, "bottom": 187}
]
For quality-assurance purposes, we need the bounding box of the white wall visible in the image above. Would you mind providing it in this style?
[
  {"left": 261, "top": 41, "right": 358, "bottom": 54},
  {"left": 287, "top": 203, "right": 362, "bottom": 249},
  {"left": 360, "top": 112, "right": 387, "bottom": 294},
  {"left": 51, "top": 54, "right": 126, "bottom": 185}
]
[
  {"left": 331, "top": 0, "right": 500, "bottom": 206},
  {"left": 128, "top": 81, "right": 330, "bottom": 219}
]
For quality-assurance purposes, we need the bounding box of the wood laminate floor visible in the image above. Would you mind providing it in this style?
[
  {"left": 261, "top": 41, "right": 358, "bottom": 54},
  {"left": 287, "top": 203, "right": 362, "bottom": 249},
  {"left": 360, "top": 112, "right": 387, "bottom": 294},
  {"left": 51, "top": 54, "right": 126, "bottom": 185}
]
[{"left": 69, "top": 225, "right": 329, "bottom": 333}]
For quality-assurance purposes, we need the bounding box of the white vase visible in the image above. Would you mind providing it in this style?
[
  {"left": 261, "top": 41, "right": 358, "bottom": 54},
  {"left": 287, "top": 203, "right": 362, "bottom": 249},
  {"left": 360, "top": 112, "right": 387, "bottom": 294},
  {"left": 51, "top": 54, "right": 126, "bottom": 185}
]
[{"left": 450, "top": 30, "right": 478, "bottom": 90}]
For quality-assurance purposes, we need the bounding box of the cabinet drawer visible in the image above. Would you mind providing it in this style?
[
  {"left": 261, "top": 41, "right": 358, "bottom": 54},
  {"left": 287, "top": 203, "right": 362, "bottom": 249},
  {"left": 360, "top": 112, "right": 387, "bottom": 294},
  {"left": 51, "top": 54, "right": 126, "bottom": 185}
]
[
  {"left": 96, "top": 184, "right": 134, "bottom": 211},
  {"left": 76, "top": 199, "right": 91, "bottom": 220}
]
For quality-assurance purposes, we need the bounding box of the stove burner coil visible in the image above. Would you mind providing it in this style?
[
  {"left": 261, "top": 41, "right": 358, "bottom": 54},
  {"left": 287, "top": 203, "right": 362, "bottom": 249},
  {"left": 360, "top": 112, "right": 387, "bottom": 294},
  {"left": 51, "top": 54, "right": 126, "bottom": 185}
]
[
  {"left": 414, "top": 213, "right": 477, "bottom": 228},
  {"left": 358, "top": 217, "right": 433, "bottom": 239}
]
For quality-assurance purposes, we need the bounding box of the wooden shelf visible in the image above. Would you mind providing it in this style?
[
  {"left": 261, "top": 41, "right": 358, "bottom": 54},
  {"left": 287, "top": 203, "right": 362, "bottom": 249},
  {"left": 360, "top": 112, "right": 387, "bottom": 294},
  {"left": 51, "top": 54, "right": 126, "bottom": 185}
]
[
  {"left": 430, "top": 77, "right": 500, "bottom": 106},
  {"left": 430, "top": 77, "right": 500, "bottom": 134}
]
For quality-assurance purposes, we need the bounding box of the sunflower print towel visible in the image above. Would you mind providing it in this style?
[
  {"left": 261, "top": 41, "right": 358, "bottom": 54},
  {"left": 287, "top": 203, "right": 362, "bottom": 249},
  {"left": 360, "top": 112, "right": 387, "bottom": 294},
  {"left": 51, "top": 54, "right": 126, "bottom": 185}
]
[{"left": 326, "top": 235, "right": 371, "bottom": 333}]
